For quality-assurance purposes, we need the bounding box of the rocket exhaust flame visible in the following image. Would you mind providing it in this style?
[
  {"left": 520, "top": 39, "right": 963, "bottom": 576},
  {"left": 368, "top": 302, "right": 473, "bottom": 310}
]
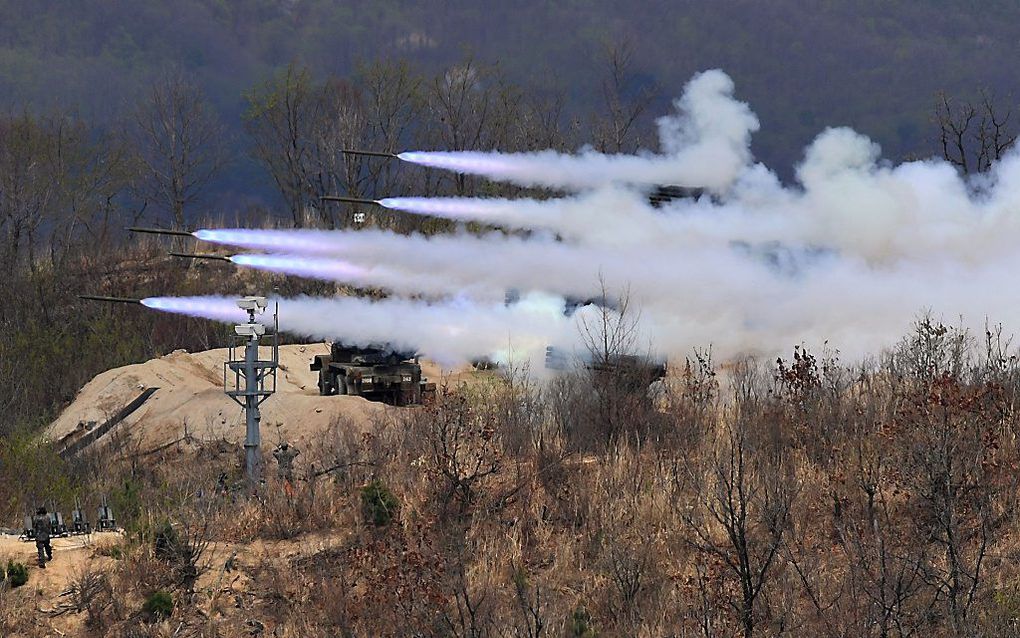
[
  {"left": 229, "top": 254, "right": 370, "bottom": 282},
  {"left": 140, "top": 296, "right": 243, "bottom": 321},
  {"left": 391, "top": 71, "right": 758, "bottom": 191},
  {"left": 193, "top": 229, "right": 348, "bottom": 254}
]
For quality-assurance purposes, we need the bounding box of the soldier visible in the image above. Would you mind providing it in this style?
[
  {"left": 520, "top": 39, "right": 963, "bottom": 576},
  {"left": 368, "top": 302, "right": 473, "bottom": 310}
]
[
  {"left": 32, "top": 506, "right": 52, "bottom": 568},
  {"left": 272, "top": 442, "right": 300, "bottom": 496}
]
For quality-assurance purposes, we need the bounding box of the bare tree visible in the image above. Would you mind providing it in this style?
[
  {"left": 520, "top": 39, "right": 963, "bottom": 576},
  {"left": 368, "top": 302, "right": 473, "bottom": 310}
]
[
  {"left": 934, "top": 90, "right": 1017, "bottom": 174},
  {"left": 133, "top": 72, "right": 228, "bottom": 229},
  {"left": 573, "top": 278, "right": 664, "bottom": 447},
  {"left": 578, "top": 279, "right": 640, "bottom": 370},
  {"left": 0, "top": 114, "right": 59, "bottom": 272},
  {"left": 591, "top": 41, "right": 657, "bottom": 154},
  {"left": 423, "top": 59, "right": 524, "bottom": 197},
  {"left": 682, "top": 366, "right": 797, "bottom": 638},
  {"left": 415, "top": 390, "right": 501, "bottom": 512},
  {"left": 511, "top": 564, "right": 547, "bottom": 638}
]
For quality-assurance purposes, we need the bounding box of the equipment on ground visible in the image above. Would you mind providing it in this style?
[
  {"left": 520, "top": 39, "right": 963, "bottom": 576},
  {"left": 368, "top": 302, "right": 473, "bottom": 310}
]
[
  {"left": 590, "top": 354, "right": 667, "bottom": 392},
  {"left": 71, "top": 501, "right": 90, "bottom": 535},
  {"left": 96, "top": 495, "right": 116, "bottom": 531},
  {"left": 647, "top": 185, "right": 705, "bottom": 208},
  {"left": 310, "top": 343, "right": 435, "bottom": 406},
  {"left": 545, "top": 346, "right": 667, "bottom": 389},
  {"left": 545, "top": 346, "right": 570, "bottom": 371},
  {"left": 23, "top": 509, "right": 68, "bottom": 540},
  {"left": 50, "top": 509, "right": 68, "bottom": 537}
]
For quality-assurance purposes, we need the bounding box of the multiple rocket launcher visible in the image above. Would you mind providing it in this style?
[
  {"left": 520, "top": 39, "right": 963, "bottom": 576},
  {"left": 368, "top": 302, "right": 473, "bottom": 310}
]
[{"left": 82, "top": 147, "right": 677, "bottom": 393}]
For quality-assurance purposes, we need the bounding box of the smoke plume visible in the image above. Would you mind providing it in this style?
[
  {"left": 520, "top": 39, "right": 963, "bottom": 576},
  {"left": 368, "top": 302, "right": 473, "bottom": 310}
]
[{"left": 141, "top": 69, "right": 1020, "bottom": 368}]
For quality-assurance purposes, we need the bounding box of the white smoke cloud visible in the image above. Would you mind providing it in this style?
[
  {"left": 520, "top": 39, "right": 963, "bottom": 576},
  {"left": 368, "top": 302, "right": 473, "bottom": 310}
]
[
  {"left": 396, "top": 69, "right": 760, "bottom": 192},
  {"left": 144, "top": 293, "right": 584, "bottom": 368},
  {"left": 144, "top": 70, "right": 1020, "bottom": 367}
]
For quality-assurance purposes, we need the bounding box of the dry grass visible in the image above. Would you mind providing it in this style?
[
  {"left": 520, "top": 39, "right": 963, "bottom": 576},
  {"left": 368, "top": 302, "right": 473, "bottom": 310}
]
[{"left": 6, "top": 320, "right": 1020, "bottom": 636}]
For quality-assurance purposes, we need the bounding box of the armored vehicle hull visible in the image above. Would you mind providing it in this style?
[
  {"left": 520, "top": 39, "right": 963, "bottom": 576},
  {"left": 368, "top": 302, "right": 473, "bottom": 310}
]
[{"left": 310, "top": 344, "right": 435, "bottom": 406}]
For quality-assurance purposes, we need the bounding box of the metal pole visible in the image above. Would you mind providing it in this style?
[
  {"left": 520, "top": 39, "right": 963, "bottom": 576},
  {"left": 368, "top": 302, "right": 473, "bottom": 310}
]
[{"left": 243, "top": 309, "right": 261, "bottom": 484}]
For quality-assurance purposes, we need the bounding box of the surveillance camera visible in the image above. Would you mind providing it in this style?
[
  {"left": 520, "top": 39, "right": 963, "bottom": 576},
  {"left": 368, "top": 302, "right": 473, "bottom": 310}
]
[
  {"left": 234, "top": 323, "right": 266, "bottom": 337},
  {"left": 237, "top": 296, "right": 268, "bottom": 313}
]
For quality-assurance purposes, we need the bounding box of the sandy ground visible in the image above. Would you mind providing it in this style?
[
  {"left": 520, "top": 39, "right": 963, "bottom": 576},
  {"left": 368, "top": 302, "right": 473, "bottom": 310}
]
[
  {"left": 0, "top": 531, "right": 122, "bottom": 584},
  {"left": 45, "top": 344, "right": 474, "bottom": 454},
  {"left": 0, "top": 528, "right": 353, "bottom": 636},
  {"left": 0, "top": 531, "right": 123, "bottom": 635}
]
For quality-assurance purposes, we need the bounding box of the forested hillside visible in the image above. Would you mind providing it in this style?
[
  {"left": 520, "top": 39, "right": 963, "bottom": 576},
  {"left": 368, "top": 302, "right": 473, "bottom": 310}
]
[{"left": 2, "top": 0, "right": 1019, "bottom": 206}]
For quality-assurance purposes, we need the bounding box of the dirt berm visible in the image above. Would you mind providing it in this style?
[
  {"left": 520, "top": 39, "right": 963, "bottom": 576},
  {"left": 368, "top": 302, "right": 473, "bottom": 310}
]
[{"left": 45, "top": 344, "right": 465, "bottom": 454}]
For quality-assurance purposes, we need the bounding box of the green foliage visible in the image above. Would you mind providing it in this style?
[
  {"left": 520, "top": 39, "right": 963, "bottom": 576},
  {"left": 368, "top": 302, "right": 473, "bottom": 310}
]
[
  {"left": 152, "top": 520, "right": 182, "bottom": 563},
  {"left": 993, "top": 585, "right": 1020, "bottom": 622},
  {"left": 512, "top": 565, "right": 529, "bottom": 592},
  {"left": 360, "top": 479, "right": 399, "bottom": 527},
  {"left": 95, "top": 543, "right": 123, "bottom": 560},
  {"left": 4, "top": 559, "right": 29, "bottom": 588},
  {"left": 142, "top": 590, "right": 173, "bottom": 620},
  {"left": 113, "top": 479, "right": 143, "bottom": 533},
  {"left": 0, "top": 431, "right": 75, "bottom": 520}
]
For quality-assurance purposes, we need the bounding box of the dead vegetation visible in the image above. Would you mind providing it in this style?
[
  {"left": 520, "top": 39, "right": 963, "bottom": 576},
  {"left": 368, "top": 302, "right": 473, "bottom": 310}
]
[{"left": 4, "top": 317, "right": 1020, "bottom": 636}]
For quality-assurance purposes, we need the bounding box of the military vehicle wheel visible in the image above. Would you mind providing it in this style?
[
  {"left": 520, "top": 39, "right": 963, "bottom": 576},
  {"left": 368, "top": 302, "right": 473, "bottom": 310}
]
[
  {"left": 337, "top": 377, "right": 348, "bottom": 395},
  {"left": 318, "top": 370, "right": 334, "bottom": 396}
]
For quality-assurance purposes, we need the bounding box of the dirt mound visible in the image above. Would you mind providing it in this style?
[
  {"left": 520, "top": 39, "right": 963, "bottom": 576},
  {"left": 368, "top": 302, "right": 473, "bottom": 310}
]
[{"left": 45, "top": 345, "right": 468, "bottom": 454}]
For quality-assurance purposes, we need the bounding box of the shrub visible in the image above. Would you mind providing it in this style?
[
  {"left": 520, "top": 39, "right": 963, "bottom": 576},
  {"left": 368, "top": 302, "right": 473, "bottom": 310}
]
[
  {"left": 5, "top": 560, "right": 28, "bottom": 588},
  {"left": 150, "top": 519, "right": 207, "bottom": 591},
  {"left": 360, "top": 480, "right": 399, "bottom": 527},
  {"left": 142, "top": 590, "right": 173, "bottom": 620},
  {"left": 95, "top": 543, "right": 123, "bottom": 560},
  {"left": 153, "top": 521, "right": 181, "bottom": 563}
]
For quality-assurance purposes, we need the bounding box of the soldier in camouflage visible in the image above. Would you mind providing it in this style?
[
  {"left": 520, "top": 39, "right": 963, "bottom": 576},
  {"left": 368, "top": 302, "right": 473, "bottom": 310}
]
[
  {"left": 32, "top": 506, "right": 52, "bottom": 568},
  {"left": 273, "top": 442, "right": 299, "bottom": 481},
  {"left": 273, "top": 442, "right": 300, "bottom": 496}
]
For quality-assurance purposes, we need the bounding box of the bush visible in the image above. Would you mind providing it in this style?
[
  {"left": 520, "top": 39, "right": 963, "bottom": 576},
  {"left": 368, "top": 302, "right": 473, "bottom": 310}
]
[
  {"left": 360, "top": 480, "right": 399, "bottom": 527},
  {"left": 150, "top": 519, "right": 207, "bottom": 591},
  {"left": 153, "top": 521, "right": 181, "bottom": 563},
  {"left": 142, "top": 590, "right": 173, "bottom": 620},
  {"left": 95, "top": 543, "right": 123, "bottom": 560},
  {"left": 5, "top": 559, "right": 28, "bottom": 588}
]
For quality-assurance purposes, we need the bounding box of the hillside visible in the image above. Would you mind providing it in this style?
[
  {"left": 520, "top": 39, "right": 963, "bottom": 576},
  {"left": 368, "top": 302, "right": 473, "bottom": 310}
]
[{"left": 45, "top": 343, "right": 474, "bottom": 453}]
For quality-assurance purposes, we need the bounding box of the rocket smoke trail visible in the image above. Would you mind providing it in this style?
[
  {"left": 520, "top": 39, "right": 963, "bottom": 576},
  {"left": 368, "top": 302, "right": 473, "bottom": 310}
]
[
  {"left": 230, "top": 254, "right": 368, "bottom": 282},
  {"left": 394, "top": 70, "right": 758, "bottom": 191},
  {"left": 141, "top": 293, "right": 584, "bottom": 365},
  {"left": 227, "top": 253, "right": 451, "bottom": 296},
  {"left": 147, "top": 69, "right": 1020, "bottom": 367},
  {"left": 376, "top": 188, "right": 665, "bottom": 240}
]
